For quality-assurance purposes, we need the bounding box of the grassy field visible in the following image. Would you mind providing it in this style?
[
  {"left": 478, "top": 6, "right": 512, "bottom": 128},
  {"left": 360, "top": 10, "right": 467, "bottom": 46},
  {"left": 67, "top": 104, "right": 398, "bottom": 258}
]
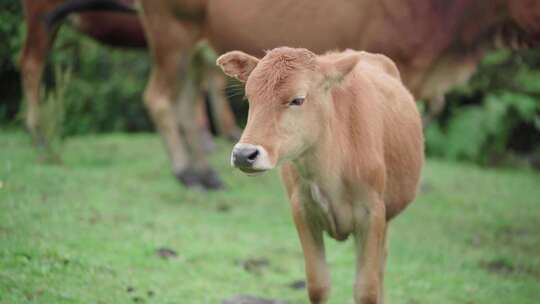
[{"left": 1, "top": 131, "right": 539, "bottom": 304}]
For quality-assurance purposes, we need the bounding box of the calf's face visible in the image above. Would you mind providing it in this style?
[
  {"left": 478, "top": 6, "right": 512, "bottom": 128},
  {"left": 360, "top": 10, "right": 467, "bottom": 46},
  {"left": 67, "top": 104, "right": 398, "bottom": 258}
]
[{"left": 217, "top": 48, "right": 359, "bottom": 175}]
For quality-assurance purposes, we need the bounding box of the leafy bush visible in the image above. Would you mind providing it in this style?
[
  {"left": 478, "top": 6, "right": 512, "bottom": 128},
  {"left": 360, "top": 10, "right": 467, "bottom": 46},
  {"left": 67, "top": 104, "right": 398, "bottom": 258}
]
[
  {"left": 0, "top": 0, "right": 24, "bottom": 123},
  {"left": 55, "top": 32, "right": 153, "bottom": 135},
  {"left": 0, "top": 1, "right": 153, "bottom": 135},
  {"left": 426, "top": 49, "right": 540, "bottom": 165}
]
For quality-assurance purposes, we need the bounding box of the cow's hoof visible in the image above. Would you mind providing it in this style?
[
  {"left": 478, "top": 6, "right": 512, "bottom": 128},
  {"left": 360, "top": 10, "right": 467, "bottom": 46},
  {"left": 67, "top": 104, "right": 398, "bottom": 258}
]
[
  {"left": 199, "top": 168, "right": 224, "bottom": 190},
  {"left": 175, "top": 167, "right": 203, "bottom": 189},
  {"left": 175, "top": 167, "right": 224, "bottom": 191}
]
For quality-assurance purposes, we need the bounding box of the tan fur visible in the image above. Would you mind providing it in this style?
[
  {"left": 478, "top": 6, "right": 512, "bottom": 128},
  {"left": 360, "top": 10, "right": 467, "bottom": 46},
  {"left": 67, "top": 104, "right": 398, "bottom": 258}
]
[{"left": 218, "top": 47, "right": 424, "bottom": 304}]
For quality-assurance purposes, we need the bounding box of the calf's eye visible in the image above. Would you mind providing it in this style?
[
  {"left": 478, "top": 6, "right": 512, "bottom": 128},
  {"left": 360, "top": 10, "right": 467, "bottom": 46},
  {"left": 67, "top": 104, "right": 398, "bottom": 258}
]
[{"left": 289, "top": 97, "right": 305, "bottom": 106}]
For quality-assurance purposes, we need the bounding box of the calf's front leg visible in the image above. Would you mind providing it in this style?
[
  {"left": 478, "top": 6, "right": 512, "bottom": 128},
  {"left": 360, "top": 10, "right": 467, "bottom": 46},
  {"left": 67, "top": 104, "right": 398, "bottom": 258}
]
[
  {"left": 354, "top": 197, "right": 387, "bottom": 304},
  {"left": 290, "top": 197, "right": 331, "bottom": 304}
]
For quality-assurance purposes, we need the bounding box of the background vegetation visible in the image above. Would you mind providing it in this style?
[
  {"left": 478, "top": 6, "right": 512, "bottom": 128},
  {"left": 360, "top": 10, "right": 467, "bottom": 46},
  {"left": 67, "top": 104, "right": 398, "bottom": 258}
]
[
  {"left": 426, "top": 50, "right": 540, "bottom": 165},
  {"left": 1, "top": 1, "right": 539, "bottom": 166},
  {"left": 1, "top": 0, "right": 153, "bottom": 136}
]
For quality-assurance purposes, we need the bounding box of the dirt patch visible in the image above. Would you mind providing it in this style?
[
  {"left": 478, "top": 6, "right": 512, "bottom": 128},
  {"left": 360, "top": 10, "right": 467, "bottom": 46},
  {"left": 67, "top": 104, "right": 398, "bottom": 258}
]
[
  {"left": 156, "top": 247, "right": 178, "bottom": 259},
  {"left": 222, "top": 295, "right": 287, "bottom": 304},
  {"left": 217, "top": 203, "right": 231, "bottom": 213},
  {"left": 480, "top": 259, "right": 540, "bottom": 280},
  {"left": 481, "top": 259, "right": 515, "bottom": 275},
  {"left": 237, "top": 257, "right": 270, "bottom": 275},
  {"left": 287, "top": 280, "right": 306, "bottom": 290},
  {"left": 125, "top": 286, "right": 156, "bottom": 302}
]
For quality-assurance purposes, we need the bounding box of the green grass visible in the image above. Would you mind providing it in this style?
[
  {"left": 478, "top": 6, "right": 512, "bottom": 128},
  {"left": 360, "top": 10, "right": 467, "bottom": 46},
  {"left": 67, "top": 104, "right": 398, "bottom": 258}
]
[{"left": 1, "top": 131, "right": 539, "bottom": 304}]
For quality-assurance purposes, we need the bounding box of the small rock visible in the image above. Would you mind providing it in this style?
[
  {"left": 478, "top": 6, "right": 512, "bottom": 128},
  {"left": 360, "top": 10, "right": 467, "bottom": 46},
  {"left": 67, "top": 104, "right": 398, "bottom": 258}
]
[{"left": 217, "top": 204, "right": 231, "bottom": 213}]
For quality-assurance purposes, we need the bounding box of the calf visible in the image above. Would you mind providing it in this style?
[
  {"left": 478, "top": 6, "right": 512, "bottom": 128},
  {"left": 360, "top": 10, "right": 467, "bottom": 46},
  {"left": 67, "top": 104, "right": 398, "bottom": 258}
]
[{"left": 218, "top": 47, "right": 424, "bottom": 304}]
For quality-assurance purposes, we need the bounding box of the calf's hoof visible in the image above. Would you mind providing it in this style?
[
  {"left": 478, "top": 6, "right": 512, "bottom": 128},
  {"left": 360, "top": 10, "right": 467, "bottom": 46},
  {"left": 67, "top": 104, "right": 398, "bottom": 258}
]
[{"left": 175, "top": 167, "right": 224, "bottom": 191}]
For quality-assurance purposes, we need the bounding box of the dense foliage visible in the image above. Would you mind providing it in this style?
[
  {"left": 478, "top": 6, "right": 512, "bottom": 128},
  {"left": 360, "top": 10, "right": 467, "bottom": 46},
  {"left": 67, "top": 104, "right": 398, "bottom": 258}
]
[
  {"left": 426, "top": 50, "right": 540, "bottom": 165},
  {"left": 0, "top": 1, "right": 538, "bottom": 165},
  {"left": 0, "top": 0, "right": 152, "bottom": 135},
  {"left": 0, "top": 1, "right": 24, "bottom": 122}
]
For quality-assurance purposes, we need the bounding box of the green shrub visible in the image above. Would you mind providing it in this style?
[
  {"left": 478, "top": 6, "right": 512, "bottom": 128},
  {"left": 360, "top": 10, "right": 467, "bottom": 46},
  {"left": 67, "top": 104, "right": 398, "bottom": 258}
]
[
  {"left": 55, "top": 31, "right": 153, "bottom": 135},
  {"left": 426, "top": 49, "right": 540, "bottom": 165},
  {"left": 0, "top": 2, "right": 153, "bottom": 134}
]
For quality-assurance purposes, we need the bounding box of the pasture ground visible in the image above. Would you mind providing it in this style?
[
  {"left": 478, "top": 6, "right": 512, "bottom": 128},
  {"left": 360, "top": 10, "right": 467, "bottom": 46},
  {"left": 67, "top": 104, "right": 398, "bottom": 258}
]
[{"left": 1, "top": 131, "right": 539, "bottom": 304}]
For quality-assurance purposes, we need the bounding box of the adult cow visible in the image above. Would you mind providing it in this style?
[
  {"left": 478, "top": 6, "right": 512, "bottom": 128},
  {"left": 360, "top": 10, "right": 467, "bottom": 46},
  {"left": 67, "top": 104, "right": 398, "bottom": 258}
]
[
  {"left": 136, "top": 0, "right": 540, "bottom": 190},
  {"left": 19, "top": 0, "right": 239, "bottom": 182}
]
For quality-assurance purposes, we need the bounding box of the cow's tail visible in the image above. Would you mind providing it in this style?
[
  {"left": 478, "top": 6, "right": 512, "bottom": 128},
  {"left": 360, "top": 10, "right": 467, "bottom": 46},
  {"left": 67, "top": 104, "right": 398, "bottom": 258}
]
[{"left": 44, "top": 0, "right": 136, "bottom": 31}]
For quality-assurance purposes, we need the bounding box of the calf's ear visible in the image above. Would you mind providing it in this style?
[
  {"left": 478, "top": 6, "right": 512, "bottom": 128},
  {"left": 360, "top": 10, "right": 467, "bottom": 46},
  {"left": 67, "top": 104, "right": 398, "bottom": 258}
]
[
  {"left": 319, "top": 53, "right": 361, "bottom": 85},
  {"left": 216, "top": 51, "right": 259, "bottom": 82}
]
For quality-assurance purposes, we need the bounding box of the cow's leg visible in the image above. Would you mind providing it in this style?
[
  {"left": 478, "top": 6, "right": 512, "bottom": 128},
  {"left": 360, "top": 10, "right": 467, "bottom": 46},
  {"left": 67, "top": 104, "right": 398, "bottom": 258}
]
[
  {"left": 206, "top": 69, "right": 242, "bottom": 141},
  {"left": 194, "top": 92, "right": 216, "bottom": 152},
  {"left": 185, "top": 51, "right": 215, "bottom": 153},
  {"left": 138, "top": 7, "right": 207, "bottom": 188},
  {"left": 291, "top": 197, "right": 331, "bottom": 304},
  {"left": 144, "top": 52, "right": 195, "bottom": 185},
  {"left": 176, "top": 62, "right": 222, "bottom": 189},
  {"left": 20, "top": 5, "right": 56, "bottom": 149},
  {"left": 354, "top": 197, "right": 387, "bottom": 304}
]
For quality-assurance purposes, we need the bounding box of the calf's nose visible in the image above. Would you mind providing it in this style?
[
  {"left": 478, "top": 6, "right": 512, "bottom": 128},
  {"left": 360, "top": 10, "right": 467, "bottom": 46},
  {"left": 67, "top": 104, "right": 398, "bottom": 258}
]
[{"left": 232, "top": 144, "right": 260, "bottom": 168}]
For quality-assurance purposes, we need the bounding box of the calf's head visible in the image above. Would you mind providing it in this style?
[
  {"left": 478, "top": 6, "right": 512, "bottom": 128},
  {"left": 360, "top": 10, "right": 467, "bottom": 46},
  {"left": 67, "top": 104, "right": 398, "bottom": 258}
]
[{"left": 217, "top": 47, "right": 360, "bottom": 175}]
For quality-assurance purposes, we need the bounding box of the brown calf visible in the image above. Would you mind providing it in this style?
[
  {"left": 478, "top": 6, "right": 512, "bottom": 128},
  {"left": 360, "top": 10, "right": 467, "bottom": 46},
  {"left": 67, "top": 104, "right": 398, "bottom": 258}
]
[{"left": 218, "top": 47, "right": 424, "bottom": 304}]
